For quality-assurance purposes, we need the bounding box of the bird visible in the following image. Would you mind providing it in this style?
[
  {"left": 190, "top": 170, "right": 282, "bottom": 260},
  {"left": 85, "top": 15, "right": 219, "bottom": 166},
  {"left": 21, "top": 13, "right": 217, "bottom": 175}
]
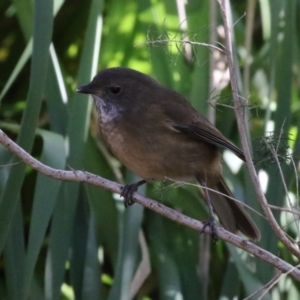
[{"left": 76, "top": 67, "right": 261, "bottom": 241}]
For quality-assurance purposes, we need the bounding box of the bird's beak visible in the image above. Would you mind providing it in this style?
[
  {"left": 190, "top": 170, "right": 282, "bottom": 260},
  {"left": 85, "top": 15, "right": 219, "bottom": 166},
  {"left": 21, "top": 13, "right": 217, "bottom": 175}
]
[{"left": 76, "top": 83, "right": 94, "bottom": 95}]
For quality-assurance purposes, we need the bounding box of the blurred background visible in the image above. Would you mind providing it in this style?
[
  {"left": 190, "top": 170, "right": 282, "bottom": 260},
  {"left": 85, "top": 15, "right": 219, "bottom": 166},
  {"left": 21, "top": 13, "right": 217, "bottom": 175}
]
[{"left": 0, "top": 0, "right": 300, "bottom": 299}]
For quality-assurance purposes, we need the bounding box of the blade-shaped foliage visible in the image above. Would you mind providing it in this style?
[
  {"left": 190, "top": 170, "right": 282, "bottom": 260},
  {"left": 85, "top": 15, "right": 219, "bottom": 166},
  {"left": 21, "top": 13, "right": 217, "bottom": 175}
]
[{"left": 0, "top": 0, "right": 300, "bottom": 299}]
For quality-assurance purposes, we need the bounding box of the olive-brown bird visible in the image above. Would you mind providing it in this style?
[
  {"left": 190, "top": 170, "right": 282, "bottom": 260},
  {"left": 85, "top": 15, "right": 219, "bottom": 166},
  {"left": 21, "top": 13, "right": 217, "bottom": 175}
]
[{"left": 77, "top": 67, "right": 260, "bottom": 241}]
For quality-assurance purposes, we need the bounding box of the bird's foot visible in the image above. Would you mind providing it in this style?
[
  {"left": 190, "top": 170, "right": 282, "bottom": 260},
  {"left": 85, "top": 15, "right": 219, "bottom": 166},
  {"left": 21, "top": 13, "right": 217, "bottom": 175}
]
[
  {"left": 121, "top": 184, "right": 138, "bottom": 207},
  {"left": 200, "top": 215, "right": 218, "bottom": 242},
  {"left": 121, "top": 180, "right": 146, "bottom": 207}
]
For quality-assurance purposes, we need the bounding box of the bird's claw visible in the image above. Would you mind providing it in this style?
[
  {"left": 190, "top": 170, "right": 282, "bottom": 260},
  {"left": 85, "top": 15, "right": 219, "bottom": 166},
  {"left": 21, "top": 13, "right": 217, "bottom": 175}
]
[
  {"left": 200, "top": 215, "right": 218, "bottom": 242},
  {"left": 121, "top": 184, "right": 138, "bottom": 207}
]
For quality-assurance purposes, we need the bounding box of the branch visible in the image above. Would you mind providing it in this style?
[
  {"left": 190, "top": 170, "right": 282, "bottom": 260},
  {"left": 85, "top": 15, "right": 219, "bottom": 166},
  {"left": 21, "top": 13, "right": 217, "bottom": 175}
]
[
  {"left": 136, "top": 39, "right": 225, "bottom": 53},
  {"left": 0, "top": 129, "right": 300, "bottom": 280},
  {"left": 217, "top": 0, "right": 300, "bottom": 259}
]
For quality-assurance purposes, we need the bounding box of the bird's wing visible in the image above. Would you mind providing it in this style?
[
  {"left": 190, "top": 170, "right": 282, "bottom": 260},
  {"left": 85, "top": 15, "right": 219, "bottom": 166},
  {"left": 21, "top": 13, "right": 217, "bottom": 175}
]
[
  {"left": 173, "top": 123, "right": 245, "bottom": 161},
  {"left": 158, "top": 90, "right": 245, "bottom": 161}
]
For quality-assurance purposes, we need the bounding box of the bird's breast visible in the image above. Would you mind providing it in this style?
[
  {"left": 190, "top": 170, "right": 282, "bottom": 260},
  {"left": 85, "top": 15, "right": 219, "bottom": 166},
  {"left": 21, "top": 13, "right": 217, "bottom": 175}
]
[{"left": 98, "top": 113, "right": 222, "bottom": 183}]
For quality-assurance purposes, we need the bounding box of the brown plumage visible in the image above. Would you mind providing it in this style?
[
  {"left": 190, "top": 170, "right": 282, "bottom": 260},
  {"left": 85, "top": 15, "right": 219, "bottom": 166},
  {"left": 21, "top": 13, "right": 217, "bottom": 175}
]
[{"left": 77, "top": 67, "right": 260, "bottom": 241}]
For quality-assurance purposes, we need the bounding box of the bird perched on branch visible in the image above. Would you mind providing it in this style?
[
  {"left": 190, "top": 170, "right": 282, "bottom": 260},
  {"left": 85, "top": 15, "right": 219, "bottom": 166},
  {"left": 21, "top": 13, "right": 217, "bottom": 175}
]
[{"left": 77, "top": 67, "right": 260, "bottom": 241}]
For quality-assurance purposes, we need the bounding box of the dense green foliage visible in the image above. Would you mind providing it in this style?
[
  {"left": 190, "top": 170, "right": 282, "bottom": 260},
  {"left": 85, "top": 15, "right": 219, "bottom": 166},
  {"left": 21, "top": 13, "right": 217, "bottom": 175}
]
[{"left": 0, "top": 0, "right": 300, "bottom": 299}]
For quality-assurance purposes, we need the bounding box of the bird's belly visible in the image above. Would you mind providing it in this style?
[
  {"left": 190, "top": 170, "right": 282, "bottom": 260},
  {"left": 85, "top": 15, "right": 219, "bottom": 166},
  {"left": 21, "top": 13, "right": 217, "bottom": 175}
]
[
  {"left": 103, "top": 124, "right": 166, "bottom": 179},
  {"left": 101, "top": 121, "right": 222, "bottom": 182}
]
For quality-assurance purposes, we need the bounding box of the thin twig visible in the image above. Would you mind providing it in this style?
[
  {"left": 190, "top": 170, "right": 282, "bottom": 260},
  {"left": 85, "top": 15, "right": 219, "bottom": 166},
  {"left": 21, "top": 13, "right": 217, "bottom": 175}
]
[
  {"left": 243, "top": 0, "right": 257, "bottom": 95},
  {"left": 135, "top": 39, "right": 225, "bottom": 53},
  {"left": 269, "top": 142, "right": 300, "bottom": 238},
  {"left": 257, "top": 264, "right": 300, "bottom": 300},
  {"left": 165, "top": 178, "right": 265, "bottom": 219},
  {"left": 243, "top": 272, "right": 282, "bottom": 300},
  {"left": 268, "top": 204, "right": 300, "bottom": 217}
]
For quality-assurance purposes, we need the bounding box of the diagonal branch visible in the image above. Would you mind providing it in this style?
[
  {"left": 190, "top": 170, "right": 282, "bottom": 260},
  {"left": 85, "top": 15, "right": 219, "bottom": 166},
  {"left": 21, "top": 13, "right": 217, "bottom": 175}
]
[{"left": 0, "top": 128, "right": 300, "bottom": 280}]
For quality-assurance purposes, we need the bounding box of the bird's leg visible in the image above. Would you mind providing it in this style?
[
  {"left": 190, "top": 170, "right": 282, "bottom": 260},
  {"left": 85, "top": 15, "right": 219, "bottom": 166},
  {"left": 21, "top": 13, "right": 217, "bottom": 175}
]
[
  {"left": 197, "top": 177, "right": 218, "bottom": 242},
  {"left": 121, "top": 180, "right": 147, "bottom": 207}
]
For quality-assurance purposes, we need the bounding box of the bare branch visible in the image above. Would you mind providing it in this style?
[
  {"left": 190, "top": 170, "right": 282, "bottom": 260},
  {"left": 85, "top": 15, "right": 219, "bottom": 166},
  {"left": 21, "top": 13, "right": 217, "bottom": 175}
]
[
  {"left": 135, "top": 39, "right": 225, "bottom": 53},
  {"left": 217, "top": 0, "right": 300, "bottom": 259},
  {"left": 268, "top": 204, "right": 300, "bottom": 217},
  {"left": 0, "top": 128, "right": 300, "bottom": 280}
]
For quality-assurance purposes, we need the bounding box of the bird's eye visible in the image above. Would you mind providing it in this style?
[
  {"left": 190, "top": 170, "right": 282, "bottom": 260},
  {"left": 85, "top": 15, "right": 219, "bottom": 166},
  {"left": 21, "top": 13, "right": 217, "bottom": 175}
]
[{"left": 109, "top": 86, "right": 121, "bottom": 95}]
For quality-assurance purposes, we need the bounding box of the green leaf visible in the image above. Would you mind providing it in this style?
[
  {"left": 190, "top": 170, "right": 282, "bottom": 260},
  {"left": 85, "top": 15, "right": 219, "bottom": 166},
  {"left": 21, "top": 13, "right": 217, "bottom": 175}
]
[
  {"left": 108, "top": 173, "right": 145, "bottom": 300},
  {"left": 147, "top": 212, "right": 183, "bottom": 300},
  {"left": 81, "top": 218, "right": 102, "bottom": 299},
  {"left": 0, "top": 39, "right": 33, "bottom": 101},
  {"left": 12, "top": 0, "right": 33, "bottom": 39},
  {"left": 0, "top": 0, "right": 54, "bottom": 256},
  {"left": 83, "top": 134, "right": 119, "bottom": 267},
  {"left": 227, "top": 245, "right": 270, "bottom": 299},
  {"left": 23, "top": 130, "right": 66, "bottom": 298},
  {"left": 3, "top": 201, "right": 25, "bottom": 300},
  {"left": 44, "top": 0, "right": 104, "bottom": 297}
]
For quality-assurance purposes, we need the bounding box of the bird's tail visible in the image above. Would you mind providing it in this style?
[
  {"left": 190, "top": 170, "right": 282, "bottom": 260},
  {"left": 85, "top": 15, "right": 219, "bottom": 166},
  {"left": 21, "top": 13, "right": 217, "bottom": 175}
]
[{"left": 208, "top": 177, "right": 261, "bottom": 241}]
